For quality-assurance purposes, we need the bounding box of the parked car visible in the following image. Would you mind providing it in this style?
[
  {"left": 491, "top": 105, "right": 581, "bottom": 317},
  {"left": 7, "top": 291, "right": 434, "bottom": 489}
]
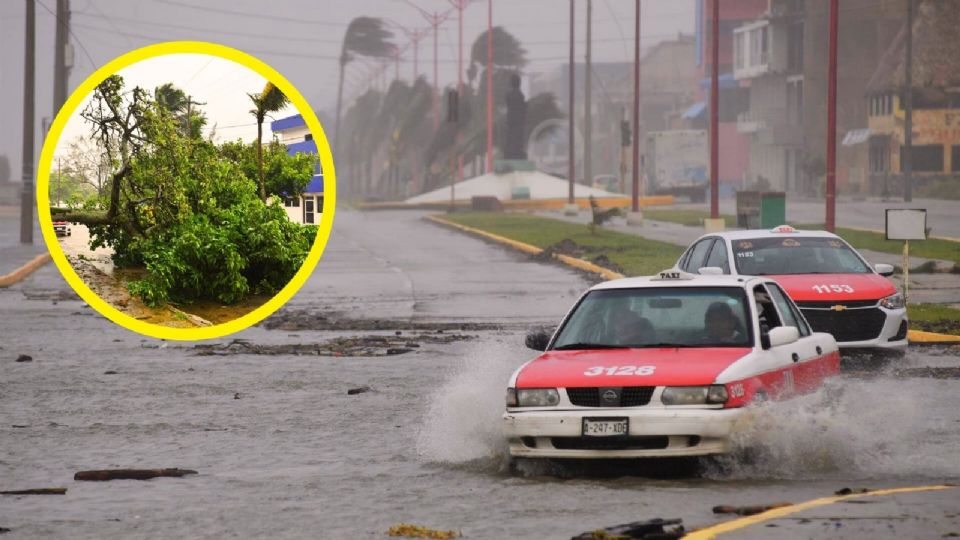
[
  {"left": 503, "top": 269, "right": 839, "bottom": 459},
  {"left": 53, "top": 221, "right": 71, "bottom": 237},
  {"left": 674, "top": 225, "right": 907, "bottom": 356}
]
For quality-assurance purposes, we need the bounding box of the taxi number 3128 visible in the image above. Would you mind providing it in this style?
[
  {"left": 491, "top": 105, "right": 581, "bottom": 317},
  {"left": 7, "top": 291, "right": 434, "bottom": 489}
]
[{"left": 584, "top": 366, "right": 656, "bottom": 376}]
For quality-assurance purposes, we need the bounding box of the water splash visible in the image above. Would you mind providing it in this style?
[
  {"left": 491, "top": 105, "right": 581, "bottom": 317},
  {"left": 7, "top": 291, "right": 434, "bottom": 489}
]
[
  {"left": 712, "top": 376, "right": 960, "bottom": 481},
  {"left": 416, "top": 337, "right": 528, "bottom": 470}
]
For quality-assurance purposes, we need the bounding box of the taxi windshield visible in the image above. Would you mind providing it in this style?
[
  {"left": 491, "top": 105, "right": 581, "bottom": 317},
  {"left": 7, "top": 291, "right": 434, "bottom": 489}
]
[
  {"left": 732, "top": 236, "right": 871, "bottom": 275},
  {"left": 551, "top": 287, "right": 752, "bottom": 349}
]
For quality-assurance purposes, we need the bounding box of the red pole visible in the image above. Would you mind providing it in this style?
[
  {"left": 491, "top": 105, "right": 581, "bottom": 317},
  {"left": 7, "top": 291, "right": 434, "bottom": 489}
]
[
  {"left": 486, "top": 0, "right": 494, "bottom": 173},
  {"left": 457, "top": 1, "right": 464, "bottom": 181},
  {"left": 631, "top": 0, "right": 641, "bottom": 213},
  {"left": 709, "top": 0, "right": 719, "bottom": 219},
  {"left": 433, "top": 14, "right": 439, "bottom": 129},
  {"left": 568, "top": 0, "right": 575, "bottom": 205},
  {"left": 826, "top": 0, "right": 838, "bottom": 232}
]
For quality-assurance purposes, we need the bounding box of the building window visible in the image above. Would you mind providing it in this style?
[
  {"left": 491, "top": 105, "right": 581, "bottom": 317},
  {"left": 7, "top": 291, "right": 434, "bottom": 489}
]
[
  {"left": 787, "top": 79, "right": 803, "bottom": 124},
  {"left": 316, "top": 195, "right": 324, "bottom": 212},
  {"left": 902, "top": 145, "right": 944, "bottom": 173},
  {"left": 284, "top": 197, "right": 300, "bottom": 207},
  {"left": 870, "top": 142, "right": 889, "bottom": 173},
  {"left": 303, "top": 197, "right": 315, "bottom": 224},
  {"left": 304, "top": 133, "right": 313, "bottom": 141},
  {"left": 787, "top": 23, "right": 804, "bottom": 73},
  {"left": 952, "top": 146, "right": 960, "bottom": 172}
]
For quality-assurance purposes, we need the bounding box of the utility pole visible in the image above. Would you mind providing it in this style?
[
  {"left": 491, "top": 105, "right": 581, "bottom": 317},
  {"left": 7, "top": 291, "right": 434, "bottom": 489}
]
[
  {"left": 826, "top": 0, "right": 838, "bottom": 232},
  {"left": 485, "top": 0, "right": 493, "bottom": 173},
  {"left": 448, "top": 0, "right": 471, "bottom": 182},
  {"left": 584, "top": 0, "right": 593, "bottom": 192},
  {"left": 53, "top": 0, "right": 71, "bottom": 115},
  {"left": 403, "top": 3, "right": 453, "bottom": 128},
  {"left": 21, "top": 0, "right": 36, "bottom": 244},
  {"left": 567, "top": 0, "right": 576, "bottom": 210},
  {"left": 903, "top": 0, "right": 914, "bottom": 202},
  {"left": 631, "top": 0, "right": 641, "bottom": 216},
  {"left": 709, "top": 0, "right": 719, "bottom": 221}
]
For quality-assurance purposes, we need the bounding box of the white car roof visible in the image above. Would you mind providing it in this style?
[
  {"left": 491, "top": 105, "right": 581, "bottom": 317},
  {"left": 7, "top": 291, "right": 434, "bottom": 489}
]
[
  {"left": 704, "top": 227, "right": 840, "bottom": 242},
  {"left": 592, "top": 270, "right": 766, "bottom": 291}
]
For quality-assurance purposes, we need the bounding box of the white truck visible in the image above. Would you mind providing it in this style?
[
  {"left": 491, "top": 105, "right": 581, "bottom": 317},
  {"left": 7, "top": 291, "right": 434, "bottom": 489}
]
[{"left": 645, "top": 129, "right": 708, "bottom": 203}]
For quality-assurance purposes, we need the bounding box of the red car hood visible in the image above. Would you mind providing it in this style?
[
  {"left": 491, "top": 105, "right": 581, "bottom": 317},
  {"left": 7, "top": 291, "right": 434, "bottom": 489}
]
[
  {"left": 516, "top": 348, "right": 752, "bottom": 388},
  {"left": 768, "top": 273, "right": 896, "bottom": 302}
]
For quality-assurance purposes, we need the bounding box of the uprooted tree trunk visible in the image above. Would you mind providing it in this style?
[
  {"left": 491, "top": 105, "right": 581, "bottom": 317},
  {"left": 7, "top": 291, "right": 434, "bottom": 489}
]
[{"left": 74, "top": 468, "right": 198, "bottom": 481}]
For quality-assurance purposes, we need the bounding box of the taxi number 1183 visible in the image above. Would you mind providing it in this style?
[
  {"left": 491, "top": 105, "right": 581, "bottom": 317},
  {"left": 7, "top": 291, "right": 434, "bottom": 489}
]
[{"left": 584, "top": 366, "right": 656, "bottom": 376}]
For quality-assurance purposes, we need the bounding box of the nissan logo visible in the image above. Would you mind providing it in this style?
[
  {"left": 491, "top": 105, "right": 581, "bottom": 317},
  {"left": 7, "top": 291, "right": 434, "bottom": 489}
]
[{"left": 602, "top": 389, "right": 619, "bottom": 402}]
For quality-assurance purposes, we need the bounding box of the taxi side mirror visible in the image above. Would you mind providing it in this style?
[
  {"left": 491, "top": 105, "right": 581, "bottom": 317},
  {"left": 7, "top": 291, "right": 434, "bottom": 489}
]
[
  {"left": 767, "top": 326, "right": 800, "bottom": 348},
  {"left": 525, "top": 329, "right": 551, "bottom": 351},
  {"left": 875, "top": 263, "right": 895, "bottom": 277}
]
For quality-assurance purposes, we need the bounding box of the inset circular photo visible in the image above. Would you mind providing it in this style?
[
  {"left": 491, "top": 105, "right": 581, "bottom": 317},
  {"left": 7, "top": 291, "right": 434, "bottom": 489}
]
[{"left": 37, "top": 42, "right": 335, "bottom": 340}]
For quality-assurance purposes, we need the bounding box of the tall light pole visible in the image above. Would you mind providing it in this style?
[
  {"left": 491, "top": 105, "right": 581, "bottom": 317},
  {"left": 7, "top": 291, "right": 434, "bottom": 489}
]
[
  {"left": 584, "top": 0, "right": 593, "bottom": 192},
  {"left": 403, "top": 1, "right": 454, "bottom": 129},
  {"left": 21, "top": 0, "right": 36, "bottom": 244},
  {"left": 53, "top": 0, "right": 71, "bottom": 115},
  {"left": 709, "top": 0, "right": 719, "bottom": 220},
  {"left": 448, "top": 0, "right": 472, "bottom": 182},
  {"left": 485, "top": 0, "right": 494, "bottom": 173},
  {"left": 568, "top": 0, "right": 576, "bottom": 207},
  {"left": 826, "top": 0, "right": 838, "bottom": 231},
  {"left": 631, "top": 0, "right": 641, "bottom": 214},
  {"left": 903, "top": 0, "right": 914, "bottom": 202}
]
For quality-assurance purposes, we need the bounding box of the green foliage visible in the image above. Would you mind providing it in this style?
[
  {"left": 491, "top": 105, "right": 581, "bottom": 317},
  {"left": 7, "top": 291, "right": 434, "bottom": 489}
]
[{"left": 79, "top": 76, "right": 317, "bottom": 306}]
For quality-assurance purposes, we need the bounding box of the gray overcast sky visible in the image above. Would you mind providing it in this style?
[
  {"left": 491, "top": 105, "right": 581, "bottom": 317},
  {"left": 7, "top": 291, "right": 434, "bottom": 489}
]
[{"left": 0, "top": 0, "right": 694, "bottom": 178}]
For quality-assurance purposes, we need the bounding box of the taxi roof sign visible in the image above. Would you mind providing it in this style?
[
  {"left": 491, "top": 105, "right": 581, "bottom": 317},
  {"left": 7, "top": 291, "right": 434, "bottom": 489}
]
[
  {"left": 770, "top": 224, "right": 797, "bottom": 233},
  {"left": 652, "top": 269, "right": 696, "bottom": 281}
]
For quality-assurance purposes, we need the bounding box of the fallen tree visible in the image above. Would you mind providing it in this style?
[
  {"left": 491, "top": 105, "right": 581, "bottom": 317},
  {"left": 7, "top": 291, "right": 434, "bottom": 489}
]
[{"left": 74, "top": 468, "right": 198, "bottom": 481}]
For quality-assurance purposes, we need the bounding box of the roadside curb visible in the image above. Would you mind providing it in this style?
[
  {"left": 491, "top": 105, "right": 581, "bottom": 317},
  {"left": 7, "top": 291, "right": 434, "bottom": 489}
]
[
  {"left": 907, "top": 329, "right": 960, "bottom": 344},
  {"left": 424, "top": 214, "right": 625, "bottom": 282},
  {"left": 0, "top": 253, "right": 52, "bottom": 288}
]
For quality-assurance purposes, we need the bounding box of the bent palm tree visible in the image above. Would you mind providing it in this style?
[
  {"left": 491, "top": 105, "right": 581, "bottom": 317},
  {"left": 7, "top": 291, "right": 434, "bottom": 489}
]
[
  {"left": 249, "top": 82, "right": 290, "bottom": 202},
  {"left": 334, "top": 17, "right": 395, "bottom": 160}
]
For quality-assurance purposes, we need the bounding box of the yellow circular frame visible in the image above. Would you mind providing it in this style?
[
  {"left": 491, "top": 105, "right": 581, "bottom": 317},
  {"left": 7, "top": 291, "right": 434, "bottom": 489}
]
[{"left": 37, "top": 41, "right": 336, "bottom": 341}]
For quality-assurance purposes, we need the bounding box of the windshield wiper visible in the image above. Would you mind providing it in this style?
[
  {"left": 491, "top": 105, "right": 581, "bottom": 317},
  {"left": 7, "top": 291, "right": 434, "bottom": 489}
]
[
  {"left": 631, "top": 342, "right": 692, "bottom": 348},
  {"left": 552, "top": 343, "right": 627, "bottom": 350}
]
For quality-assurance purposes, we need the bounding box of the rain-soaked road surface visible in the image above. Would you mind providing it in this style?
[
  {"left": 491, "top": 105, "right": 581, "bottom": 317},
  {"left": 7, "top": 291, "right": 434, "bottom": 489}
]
[{"left": 2, "top": 210, "right": 959, "bottom": 539}]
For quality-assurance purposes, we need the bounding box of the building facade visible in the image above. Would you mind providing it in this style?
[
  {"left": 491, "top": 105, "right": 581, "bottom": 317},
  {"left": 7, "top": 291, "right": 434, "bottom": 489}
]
[{"left": 270, "top": 114, "right": 324, "bottom": 224}]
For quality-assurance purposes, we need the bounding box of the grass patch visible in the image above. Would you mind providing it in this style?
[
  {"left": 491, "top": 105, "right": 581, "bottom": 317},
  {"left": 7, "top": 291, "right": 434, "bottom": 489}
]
[
  {"left": 639, "top": 208, "right": 960, "bottom": 264},
  {"left": 908, "top": 303, "right": 960, "bottom": 336},
  {"left": 441, "top": 212, "right": 684, "bottom": 276},
  {"left": 643, "top": 209, "right": 737, "bottom": 227}
]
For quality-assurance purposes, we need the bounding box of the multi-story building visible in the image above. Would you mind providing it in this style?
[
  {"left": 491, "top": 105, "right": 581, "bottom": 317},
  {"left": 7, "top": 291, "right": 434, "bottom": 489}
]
[
  {"left": 732, "top": 0, "right": 806, "bottom": 193},
  {"left": 270, "top": 114, "right": 324, "bottom": 224},
  {"left": 864, "top": 0, "right": 960, "bottom": 197}
]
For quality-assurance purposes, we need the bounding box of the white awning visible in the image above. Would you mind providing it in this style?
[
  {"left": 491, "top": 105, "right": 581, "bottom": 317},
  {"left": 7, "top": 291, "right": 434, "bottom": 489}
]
[{"left": 842, "top": 128, "right": 871, "bottom": 146}]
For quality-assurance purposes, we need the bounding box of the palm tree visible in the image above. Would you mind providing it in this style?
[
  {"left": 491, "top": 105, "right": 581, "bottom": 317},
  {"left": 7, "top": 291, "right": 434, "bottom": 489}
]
[
  {"left": 248, "top": 82, "right": 290, "bottom": 202},
  {"left": 334, "top": 17, "right": 395, "bottom": 160}
]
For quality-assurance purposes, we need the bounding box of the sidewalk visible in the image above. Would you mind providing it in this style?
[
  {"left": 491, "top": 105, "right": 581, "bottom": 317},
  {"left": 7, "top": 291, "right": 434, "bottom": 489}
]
[{"left": 534, "top": 209, "right": 960, "bottom": 305}]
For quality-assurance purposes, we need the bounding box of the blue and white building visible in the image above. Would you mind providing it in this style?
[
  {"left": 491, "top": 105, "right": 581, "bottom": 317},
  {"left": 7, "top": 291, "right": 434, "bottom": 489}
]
[{"left": 270, "top": 114, "right": 324, "bottom": 224}]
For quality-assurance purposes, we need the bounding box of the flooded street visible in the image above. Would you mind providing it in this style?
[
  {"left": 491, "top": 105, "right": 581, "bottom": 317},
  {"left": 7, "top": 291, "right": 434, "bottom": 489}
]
[{"left": 3, "top": 211, "right": 960, "bottom": 539}]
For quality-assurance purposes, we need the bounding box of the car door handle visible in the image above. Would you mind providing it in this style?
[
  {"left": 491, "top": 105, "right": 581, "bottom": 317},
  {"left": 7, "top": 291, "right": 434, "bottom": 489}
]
[
  {"left": 816, "top": 346, "right": 823, "bottom": 355},
  {"left": 792, "top": 353, "right": 800, "bottom": 363}
]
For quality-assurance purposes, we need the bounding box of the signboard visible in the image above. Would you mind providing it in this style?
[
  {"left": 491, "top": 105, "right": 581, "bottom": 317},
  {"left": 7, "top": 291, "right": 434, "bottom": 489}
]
[{"left": 885, "top": 209, "right": 927, "bottom": 241}]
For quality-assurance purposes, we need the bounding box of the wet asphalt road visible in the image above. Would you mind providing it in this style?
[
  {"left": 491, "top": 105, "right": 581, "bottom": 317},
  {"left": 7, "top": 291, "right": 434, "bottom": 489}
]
[{"left": 2, "top": 210, "right": 959, "bottom": 539}]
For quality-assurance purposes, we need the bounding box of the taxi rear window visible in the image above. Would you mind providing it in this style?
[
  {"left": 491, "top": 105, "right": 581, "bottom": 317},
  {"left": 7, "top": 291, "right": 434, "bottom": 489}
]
[{"left": 732, "top": 237, "right": 870, "bottom": 275}]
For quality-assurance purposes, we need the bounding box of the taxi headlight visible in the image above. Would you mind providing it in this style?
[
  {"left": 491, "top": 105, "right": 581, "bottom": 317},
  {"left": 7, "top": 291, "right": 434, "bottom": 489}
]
[
  {"left": 880, "top": 292, "right": 904, "bottom": 310},
  {"left": 506, "top": 388, "right": 518, "bottom": 407},
  {"left": 661, "top": 385, "right": 728, "bottom": 405},
  {"left": 516, "top": 388, "right": 560, "bottom": 407}
]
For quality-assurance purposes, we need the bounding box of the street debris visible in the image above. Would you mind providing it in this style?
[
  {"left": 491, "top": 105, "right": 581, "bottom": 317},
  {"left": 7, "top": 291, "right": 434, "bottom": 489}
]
[
  {"left": 0, "top": 526, "right": 9, "bottom": 534},
  {"left": 15, "top": 354, "right": 32, "bottom": 363},
  {"left": 103, "top": 370, "right": 118, "bottom": 375},
  {"left": 571, "top": 518, "right": 685, "bottom": 540},
  {"left": 0, "top": 488, "right": 67, "bottom": 495},
  {"left": 262, "top": 311, "right": 501, "bottom": 332},
  {"left": 533, "top": 238, "right": 626, "bottom": 276},
  {"left": 74, "top": 468, "right": 198, "bottom": 481},
  {"left": 347, "top": 386, "right": 371, "bottom": 395},
  {"left": 835, "top": 487, "right": 871, "bottom": 496},
  {"left": 193, "top": 333, "right": 475, "bottom": 357},
  {"left": 712, "top": 503, "right": 791, "bottom": 516},
  {"left": 386, "top": 523, "right": 461, "bottom": 539},
  {"left": 893, "top": 367, "right": 960, "bottom": 380}
]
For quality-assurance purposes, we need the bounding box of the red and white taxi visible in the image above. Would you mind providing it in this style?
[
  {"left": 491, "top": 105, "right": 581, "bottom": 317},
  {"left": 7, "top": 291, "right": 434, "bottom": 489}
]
[
  {"left": 676, "top": 226, "right": 907, "bottom": 356},
  {"left": 503, "top": 269, "right": 839, "bottom": 459}
]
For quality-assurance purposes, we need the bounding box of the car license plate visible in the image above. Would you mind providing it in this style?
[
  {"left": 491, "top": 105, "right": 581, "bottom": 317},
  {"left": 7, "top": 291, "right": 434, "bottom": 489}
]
[{"left": 582, "top": 418, "right": 628, "bottom": 437}]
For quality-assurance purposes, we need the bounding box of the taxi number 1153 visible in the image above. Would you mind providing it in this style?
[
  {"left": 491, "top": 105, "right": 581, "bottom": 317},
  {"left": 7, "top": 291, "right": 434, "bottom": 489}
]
[
  {"left": 584, "top": 366, "right": 656, "bottom": 376},
  {"left": 811, "top": 284, "right": 854, "bottom": 294}
]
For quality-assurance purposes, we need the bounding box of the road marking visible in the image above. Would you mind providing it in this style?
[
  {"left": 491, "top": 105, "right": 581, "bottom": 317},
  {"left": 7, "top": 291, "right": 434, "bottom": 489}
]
[{"left": 684, "top": 484, "right": 956, "bottom": 539}]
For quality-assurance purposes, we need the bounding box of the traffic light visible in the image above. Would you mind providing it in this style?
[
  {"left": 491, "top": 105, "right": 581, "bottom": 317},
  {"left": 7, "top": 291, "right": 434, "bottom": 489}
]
[{"left": 620, "top": 120, "right": 631, "bottom": 147}]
